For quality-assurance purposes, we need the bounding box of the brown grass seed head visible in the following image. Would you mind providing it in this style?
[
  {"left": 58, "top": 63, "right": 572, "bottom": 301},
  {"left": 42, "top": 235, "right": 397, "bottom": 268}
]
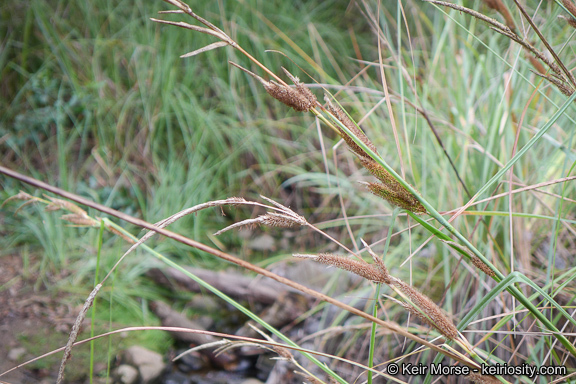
[
  {"left": 393, "top": 278, "right": 459, "bottom": 340},
  {"left": 471, "top": 256, "right": 496, "bottom": 277},
  {"left": 361, "top": 239, "right": 392, "bottom": 284},
  {"left": 294, "top": 253, "right": 388, "bottom": 283},
  {"left": 365, "top": 182, "right": 427, "bottom": 214},
  {"left": 324, "top": 94, "right": 379, "bottom": 157},
  {"left": 562, "top": 0, "right": 576, "bottom": 19},
  {"left": 264, "top": 81, "right": 316, "bottom": 112}
]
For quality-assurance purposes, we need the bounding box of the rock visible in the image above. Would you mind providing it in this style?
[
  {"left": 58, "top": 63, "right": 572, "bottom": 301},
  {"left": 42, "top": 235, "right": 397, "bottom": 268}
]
[
  {"left": 247, "top": 234, "right": 275, "bottom": 251},
  {"left": 7, "top": 347, "right": 26, "bottom": 361},
  {"left": 122, "top": 346, "right": 166, "bottom": 384},
  {"left": 241, "top": 379, "right": 265, "bottom": 384},
  {"left": 162, "top": 371, "right": 191, "bottom": 384},
  {"left": 175, "top": 350, "right": 209, "bottom": 372},
  {"left": 189, "top": 295, "right": 219, "bottom": 315},
  {"left": 114, "top": 364, "right": 139, "bottom": 384}
]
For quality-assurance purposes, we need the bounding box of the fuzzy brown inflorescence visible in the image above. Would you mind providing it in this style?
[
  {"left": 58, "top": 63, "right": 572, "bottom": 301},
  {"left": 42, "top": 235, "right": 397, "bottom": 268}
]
[
  {"left": 365, "top": 182, "right": 427, "bottom": 214},
  {"left": 392, "top": 278, "right": 460, "bottom": 340},
  {"left": 324, "top": 95, "right": 426, "bottom": 214},
  {"left": 559, "top": 14, "right": 576, "bottom": 29},
  {"left": 264, "top": 81, "right": 317, "bottom": 112},
  {"left": 471, "top": 256, "right": 496, "bottom": 277},
  {"left": 259, "top": 212, "right": 306, "bottom": 228},
  {"left": 533, "top": 72, "right": 574, "bottom": 96},
  {"left": 324, "top": 95, "right": 379, "bottom": 158},
  {"left": 229, "top": 62, "right": 317, "bottom": 112},
  {"left": 294, "top": 253, "right": 389, "bottom": 283},
  {"left": 562, "top": 0, "right": 576, "bottom": 19}
]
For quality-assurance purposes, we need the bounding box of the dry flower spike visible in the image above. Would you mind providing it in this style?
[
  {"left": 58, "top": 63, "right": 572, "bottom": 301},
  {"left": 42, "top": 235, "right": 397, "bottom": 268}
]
[
  {"left": 230, "top": 62, "right": 317, "bottom": 112},
  {"left": 325, "top": 95, "right": 426, "bottom": 214},
  {"left": 293, "top": 253, "right": 388, "bottom": 283}
]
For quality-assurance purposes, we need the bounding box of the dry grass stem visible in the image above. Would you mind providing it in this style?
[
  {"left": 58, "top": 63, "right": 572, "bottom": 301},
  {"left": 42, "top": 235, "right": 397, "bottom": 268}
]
[
  {"left": 56, "top": 284, "right": 102, "bottom": 384},
  {"left": 154, "top": 197, "right": 248, "bottom": 228},
  {"left": 174, "top": 340, "right": 230, "bottom": 361},
  {"left": 293, "top": 253, "right": 388, "bottom": 283},
  {"left": 511, "top": 0, "right": 576, "bottom": 86},
  {"left": 424, "top": 0, "right": 511, "bottom": 32}
]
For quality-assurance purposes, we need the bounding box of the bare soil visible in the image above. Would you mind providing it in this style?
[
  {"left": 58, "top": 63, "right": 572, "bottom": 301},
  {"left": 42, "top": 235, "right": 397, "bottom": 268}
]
[{"left": 0, "top": 254, "right": 86, "bottom": 384}]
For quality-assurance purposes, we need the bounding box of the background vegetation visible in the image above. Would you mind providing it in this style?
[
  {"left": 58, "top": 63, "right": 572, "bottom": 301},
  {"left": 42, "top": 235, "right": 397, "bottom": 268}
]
[{"left": 1, "top": 0, "right": 576, "bottom": 383}]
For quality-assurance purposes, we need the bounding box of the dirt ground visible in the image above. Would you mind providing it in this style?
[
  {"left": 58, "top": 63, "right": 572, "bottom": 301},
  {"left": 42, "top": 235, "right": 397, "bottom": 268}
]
[{"left": 0, "top": 254, "right": 84, "bottom": 384}]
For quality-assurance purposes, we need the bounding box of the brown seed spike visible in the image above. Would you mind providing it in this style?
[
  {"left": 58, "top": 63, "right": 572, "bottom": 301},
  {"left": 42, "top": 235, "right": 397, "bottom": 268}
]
[
  {"left": 324, "top": 94, "right": 379, "bottom": 157},
  {"left": 364, "top": 182, "right": 427, "bottom": 214},
  {"left": 563, "top": 0, "right": 576, "bottom": 19},
  {"left": 229, "top": 62, "right": 315, "bottom": 112},
  {"left": 361, "top": 239, "right": 392, "bottom": 284},
  {"left": 294, "top": 253, "right": 388, "bottom": 283},
  {"left": 393, "top": 278, "right": 459, "bottom": 340},
  {"left": 471, "top": 256, "right": 497, "bottom": 277},
  {"left": 281, "top": 67, "right": 318, "bottom": 109},
  {"left": 359, "top": 157, "right": 399, "bottom": 186},
  {"left": 264, "top": 81, "right": 315, "bottom": 112}
]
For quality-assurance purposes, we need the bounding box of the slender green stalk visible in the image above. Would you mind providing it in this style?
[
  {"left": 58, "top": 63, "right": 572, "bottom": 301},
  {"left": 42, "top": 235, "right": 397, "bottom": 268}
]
[
  {"left": 368, "top": 208, "right": 399, "bottom": 383},
  {"left": 89, "top": 220, "right": 105, "bottom": 384}
]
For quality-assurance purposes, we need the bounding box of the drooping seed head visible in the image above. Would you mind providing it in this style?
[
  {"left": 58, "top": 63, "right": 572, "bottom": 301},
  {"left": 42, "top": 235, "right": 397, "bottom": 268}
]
[
  {"left": 392, "top": 278, "right": 459, "bottom": 340},
  {"left": 294, "top": 253, "right": 388, "bottom": 283}
]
